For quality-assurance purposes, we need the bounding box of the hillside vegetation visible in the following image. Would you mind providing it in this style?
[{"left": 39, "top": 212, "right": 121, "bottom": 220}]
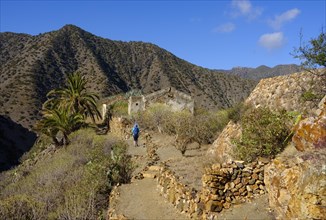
[
  {"left": 0, "top": 129, "right": 133, "bottom": 220},
  {"left": 0, "top": 24, "right": 256, "bottom": 130}
]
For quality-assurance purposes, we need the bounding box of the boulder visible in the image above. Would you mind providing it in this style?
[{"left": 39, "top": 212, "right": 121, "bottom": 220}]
[
  {"left": 265, "top": 151, "right": 326, "bottom": 219},
  {"left": 206, "top": 121, "right": 241, "bottom": 163}
]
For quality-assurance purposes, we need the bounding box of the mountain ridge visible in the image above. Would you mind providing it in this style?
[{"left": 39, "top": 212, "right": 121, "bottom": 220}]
[
  {"left": 1, "top": 24, "right": 257, "bottom": 129},
  {"left": 217, "top": 64, "right": 301, "bottom": 80}
]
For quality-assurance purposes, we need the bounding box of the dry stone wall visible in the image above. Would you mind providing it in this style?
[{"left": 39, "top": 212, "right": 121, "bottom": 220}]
[
  {"left": 107, "top": 186, "right": 128, "bottom": 220},
  {"left": 245, "top": 71, "right": 325, "bottom": 116},
  {"left": 157, "top": 159, "right": 269, "bottom": 219},
  {"left": 200, "top": 160, "right": 268, "bottom": 217}
]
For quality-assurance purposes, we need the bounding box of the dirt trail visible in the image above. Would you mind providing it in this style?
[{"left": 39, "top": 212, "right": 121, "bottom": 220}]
[
  {"left": 114, "top": 136, "right": 189, "bottom": 219},
  {"left": 112, "top": 133, "right": 274, "bottom": 220},
  {"left": 114, "top": 178, "right": 187, "bottom": 219}
]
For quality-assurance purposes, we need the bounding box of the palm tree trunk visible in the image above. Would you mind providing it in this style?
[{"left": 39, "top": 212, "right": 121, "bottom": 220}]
[{"left": 63, "top": 133, "right": 70, "bottom": 146}]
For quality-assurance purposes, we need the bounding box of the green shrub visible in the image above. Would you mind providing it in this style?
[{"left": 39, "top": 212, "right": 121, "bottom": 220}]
[
  {"left": 226, "top": 102, "right": 250, "bottom": 123},
  {"left": 107, "top": 141, "right": 134, "bottom": 186},
  {"left": 234, "top": 107, "right": 293, "bottom": 162},
  {"left": 300, "top": 90, "right": 320, "bottom": 102}
]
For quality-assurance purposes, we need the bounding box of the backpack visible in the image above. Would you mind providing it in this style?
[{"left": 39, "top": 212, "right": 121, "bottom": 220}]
[{"left": 132, "top": 126, "right": 139, "bottom": 136}]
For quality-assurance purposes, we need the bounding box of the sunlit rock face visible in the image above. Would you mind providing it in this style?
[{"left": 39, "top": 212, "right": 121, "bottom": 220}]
[
  {"left": 206, "top": 121, "right": 241, "bottom": 163},
  {"left": 292, "top": 96, "right": 326, "bottom": 152},
  {"left": 265, "top": 96, "right": 326, "bottom": 220}
]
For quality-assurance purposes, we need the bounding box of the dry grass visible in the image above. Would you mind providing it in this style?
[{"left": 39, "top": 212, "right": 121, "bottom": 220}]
[{"left": 0, "top": 128, "right": 134, "bottom": 220}]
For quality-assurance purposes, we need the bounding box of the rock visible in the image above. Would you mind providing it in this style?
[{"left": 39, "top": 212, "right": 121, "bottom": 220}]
[
  {"left": 252, "top": 184, "right": 259, "bottom": 191},
  {"left": 239, "top": 187, "right": 246, "bottom": 194},
  {"left": 292, "top": 97, "right": 326, "bottom": 152},
  {"left": 142, "top": 172, "right": 157, "bottom": 179},
  {"left": 252, "top": 173, "right": 259, "bottom": 180},
  {"left": 258, "top": 156, "right": 270, "bottom": 164},
  {"left": 205, "top": 200, "right": 223, "bottom": 212},
  {"left": 148, "top": 165, "right": 161, "bottom": 171},
  {"left": 264, "top": 151, "right": 326, "bottom": 219},
  {"left": 248, "top": 179, "right": 256, "bottom": 185},
  {"left": 258, "top": 173, "right": 264, "bottom": 181},
  {"left": 246, "top": 185, "right": 252, "bottom": 192},
  {"left": 218, "top": 190, "right": 224, "bottom": 196},
  {"left": 212, "top": 163, "right": 221, "bottom": 170},
  {"left": 236, "top": 162, "right": 244, "bottom": 169},
  {"left": 168, "top": 188, "right": 176, "bottom": 204},
  {"left": 206, "top": 121, "right": 241, "bottom": 163},
  {"left": 234, "top": 177, "right": 241, "bottom": 185},
  {"left": 176, "top": 200, "right": 185, "bottom": 211},
  {"left": 223, "top": 202, "right": 231, "bottom": 209}
]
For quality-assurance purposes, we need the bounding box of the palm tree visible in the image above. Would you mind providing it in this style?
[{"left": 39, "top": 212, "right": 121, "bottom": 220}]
[
  {"left": 44, "top": 72, "right": 102, "bottom": 123},
  {"left": 37, "top": 72, "right": 102, "bottom": 146},
  {"left": 35, "top": 108, "right": 84, "bottom": 146}
]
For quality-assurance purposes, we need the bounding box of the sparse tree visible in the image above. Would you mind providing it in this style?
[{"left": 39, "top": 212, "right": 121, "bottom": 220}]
[{"left": 293, "top": 29, "right": 326, "bottom": 75}]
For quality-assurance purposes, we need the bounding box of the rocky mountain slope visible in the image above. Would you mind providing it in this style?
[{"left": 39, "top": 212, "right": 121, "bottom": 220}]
[
  {"left": 217, "top": 64, "right": 301, "bottom": 80},
  {"left": 0, "top": 24, "right": 256, "bottom": 130}
]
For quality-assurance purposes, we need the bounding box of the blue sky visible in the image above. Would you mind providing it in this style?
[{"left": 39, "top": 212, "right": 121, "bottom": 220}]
[{"left": 1, "top": 0, "right": 325, "bottom": 69}]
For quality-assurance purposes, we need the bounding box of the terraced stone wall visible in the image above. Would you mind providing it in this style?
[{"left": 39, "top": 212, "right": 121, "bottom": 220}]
[{"left": 157, "top": 159, "right": 269, "bottom": 219}]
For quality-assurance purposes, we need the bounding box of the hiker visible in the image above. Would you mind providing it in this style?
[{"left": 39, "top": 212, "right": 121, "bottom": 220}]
[{"left": 132, "top": 123, "right": 140, "bottom": 147}]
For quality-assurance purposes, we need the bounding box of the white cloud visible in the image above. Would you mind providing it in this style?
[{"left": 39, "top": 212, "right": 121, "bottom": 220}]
[
  {"left": 269, "top": 8, "right": 301, "bottom": 30},
  {"left": 231, "top": 0, "right": 263, "bottom": 20},
  {"left": 213, "top": 22, "right": 236, "bottom": 33},
  {"left": 258, "top": 32, "right": 286, "bottom": 50}
]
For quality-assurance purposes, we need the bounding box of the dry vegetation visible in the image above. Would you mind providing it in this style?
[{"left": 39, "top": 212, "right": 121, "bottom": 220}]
[
  {"left": 0, "top": 129, "right": 134, "bottom": 220},
  {"left": 134, "top": 103, "right": 245, "bottom": 155}
]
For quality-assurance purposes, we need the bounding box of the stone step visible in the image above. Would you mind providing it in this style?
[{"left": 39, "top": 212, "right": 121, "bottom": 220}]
[
  {"left": 142, "top": 170, "right": 158, "bottom": 179},
  {"left": 148, "top": 165, "right": 161, "bottom": 171}
]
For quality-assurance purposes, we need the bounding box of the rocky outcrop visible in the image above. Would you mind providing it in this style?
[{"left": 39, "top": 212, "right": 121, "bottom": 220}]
[
  {"left": 264, "top": 97, "right": 326, "bottom": 219},
  {"left": 245, "top": 71, "right": 325, "bottom": 116},
  {"left": 264, "top": 152, "right": 326, "bottom": 219},
  {"left": 292, "top": 95, "right": 326, "bottom": 151},
  {"left": 206, "top": 121, "right": 241, "bottom": 163}
]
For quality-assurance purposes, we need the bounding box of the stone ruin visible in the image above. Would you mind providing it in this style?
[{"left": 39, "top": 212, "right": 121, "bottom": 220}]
[{"left": 128, "top": 87, "right": 194, "bottom": 115}]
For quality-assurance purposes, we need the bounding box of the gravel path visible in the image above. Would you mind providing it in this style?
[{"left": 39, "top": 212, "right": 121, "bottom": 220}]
[{"left": 115, "top": 178, "right": 187, "bottom": 219}]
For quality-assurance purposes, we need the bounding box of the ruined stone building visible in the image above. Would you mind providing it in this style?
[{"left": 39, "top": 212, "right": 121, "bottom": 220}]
[
  {"left": 100, "top": 87, "right": 194, "bottom": 119},
  {"left": 128, "top": 87, "right": 194, "bottom": 115}
]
